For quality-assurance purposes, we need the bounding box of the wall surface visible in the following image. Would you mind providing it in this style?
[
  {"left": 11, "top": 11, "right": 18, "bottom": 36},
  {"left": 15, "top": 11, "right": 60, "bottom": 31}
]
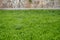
[{"left": 0, "top": 0, "right": 60, "bottom": 8}]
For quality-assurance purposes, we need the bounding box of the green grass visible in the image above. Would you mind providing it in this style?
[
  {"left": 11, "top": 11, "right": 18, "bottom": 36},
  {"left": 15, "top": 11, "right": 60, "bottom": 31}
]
[{"left": 0, "top": 10, "right": 60, "bottom": 40}]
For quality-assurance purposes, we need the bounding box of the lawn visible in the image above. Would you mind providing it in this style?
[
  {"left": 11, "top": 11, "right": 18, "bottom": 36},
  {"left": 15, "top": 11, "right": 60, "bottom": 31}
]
[{"left": 0, "top": 10, "right": 60, "bottom": 40}]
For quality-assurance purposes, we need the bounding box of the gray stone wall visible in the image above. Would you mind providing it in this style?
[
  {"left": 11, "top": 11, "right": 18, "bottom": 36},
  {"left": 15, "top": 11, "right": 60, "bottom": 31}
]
[{"left": 0, "top": 0, "right": 60, "bottom": 8}]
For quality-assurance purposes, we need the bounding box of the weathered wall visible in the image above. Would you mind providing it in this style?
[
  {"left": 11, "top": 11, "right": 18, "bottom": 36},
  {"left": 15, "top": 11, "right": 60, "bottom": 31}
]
[{"left": 0, "top": 0, "right": 60, "bottom": 8}]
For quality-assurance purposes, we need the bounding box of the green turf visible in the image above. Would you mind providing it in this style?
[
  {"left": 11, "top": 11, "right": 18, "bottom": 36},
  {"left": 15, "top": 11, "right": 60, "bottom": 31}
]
[{"left": 0, "top": 10, "right": 60, "bottom": 40}]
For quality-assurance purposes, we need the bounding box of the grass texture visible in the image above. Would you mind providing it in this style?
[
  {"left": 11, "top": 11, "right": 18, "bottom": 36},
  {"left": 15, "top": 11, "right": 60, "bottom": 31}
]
[{"left": 0, "top": 10, "right": 60, "bottom": 40}]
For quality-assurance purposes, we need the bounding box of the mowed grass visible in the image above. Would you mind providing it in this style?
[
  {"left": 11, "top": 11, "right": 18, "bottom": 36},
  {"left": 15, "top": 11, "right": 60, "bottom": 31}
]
[{"left": 0, "top": 10, "right": 60, "bottom": 40}]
